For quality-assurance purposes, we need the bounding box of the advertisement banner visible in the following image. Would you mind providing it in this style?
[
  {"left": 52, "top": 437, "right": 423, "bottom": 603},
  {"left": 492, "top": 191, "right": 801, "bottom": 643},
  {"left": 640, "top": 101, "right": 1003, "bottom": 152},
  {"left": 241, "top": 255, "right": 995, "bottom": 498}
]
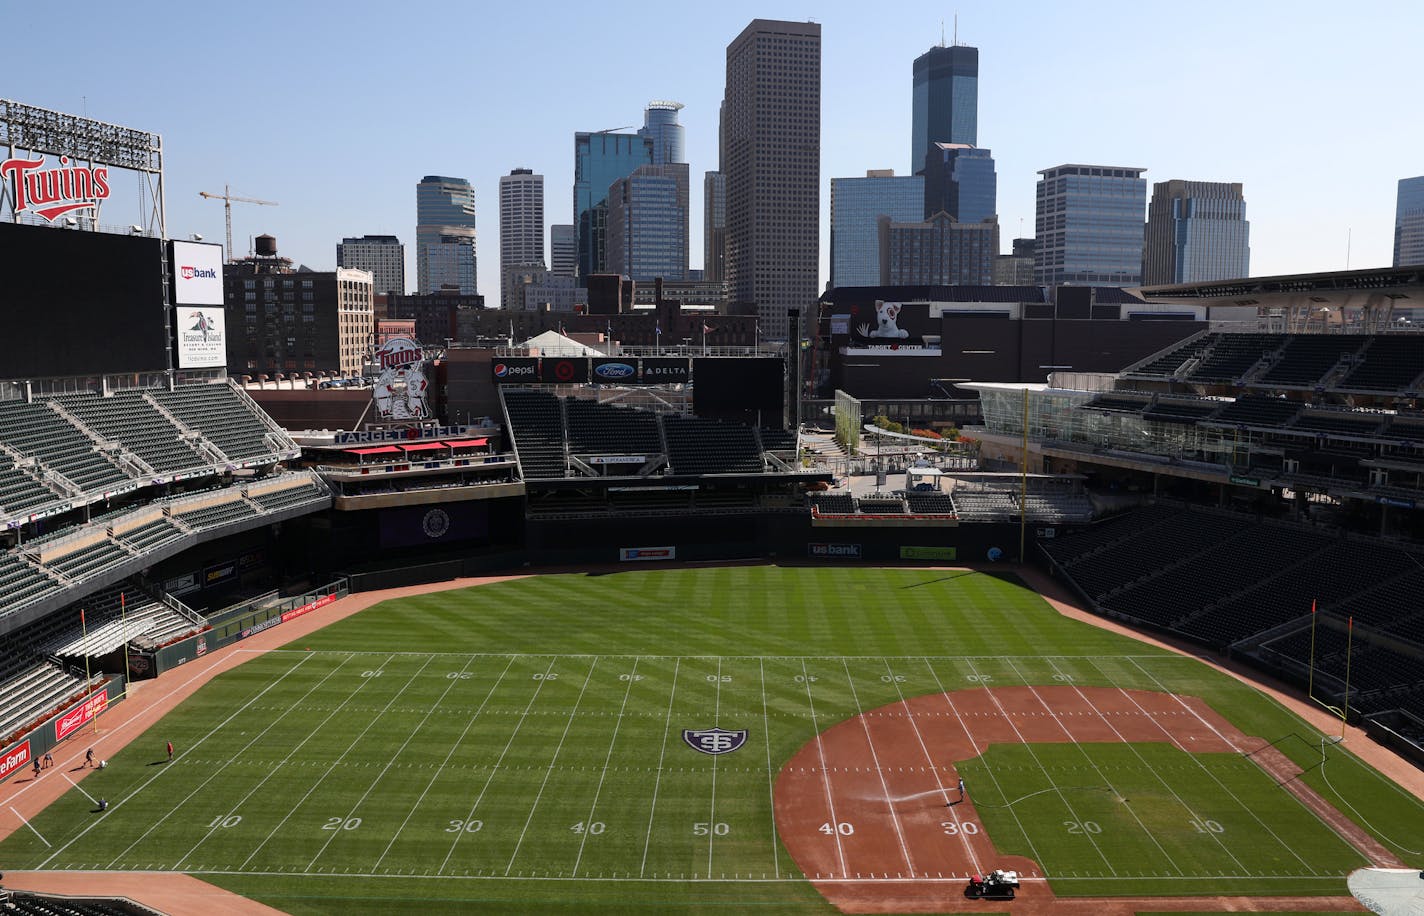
[
  {"left": 203, "top": 561, "right": 237, "bottom": 588},
  {"left": 640, "top": 357, "right": 691, "bottom": 384},
  {"left": 164, "top": 571, "right": 200, "bottom": 596},
  {"left": 175, "top": 306, "right": 226, "bottom": 368},
  {"left": 0, "top": 740, "right": 31, "bottom": 782},
  {"left": 620, "top": 546, "right": 676, "bottom": 561},
  {"left": 170, "top": 239, "right": 224, "bottom": 305},
  {"left": 281, "top": 592, "right": 338, "bottom": 624},
  {"left": 544, "top": 357, "right": 589, "bottom": 384},
  {"left": 238, "top": 614, "right": 284, "bottom": 640},
  {"left": 591, "top": 358, "right": 638, "bottom": 383},
  {"left": 899, "top": 545, "right": 958, "bottom": 561},
  {"left": 55, "top": 688, "right": 108, "bottom": 742},
  {"left": 809, "top": 543, "right": 862, "bottom": 559},
  {"left": 378, "top": 502, "right": 489, "bottom": 550},
  {"left": 491, "top": 357, "right": 540, "bottom": 383}
]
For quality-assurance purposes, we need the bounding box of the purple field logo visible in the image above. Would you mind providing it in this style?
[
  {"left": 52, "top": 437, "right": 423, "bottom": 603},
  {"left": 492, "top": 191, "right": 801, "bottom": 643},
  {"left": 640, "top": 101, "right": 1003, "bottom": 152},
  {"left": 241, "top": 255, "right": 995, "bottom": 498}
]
[{"left": 682, "top": 727, "right": 748, "bottom": 756}]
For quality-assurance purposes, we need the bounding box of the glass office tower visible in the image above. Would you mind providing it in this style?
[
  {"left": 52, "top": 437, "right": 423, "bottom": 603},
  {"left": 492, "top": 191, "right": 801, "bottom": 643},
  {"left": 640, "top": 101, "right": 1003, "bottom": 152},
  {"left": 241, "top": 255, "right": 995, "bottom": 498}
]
[
  {"left": 574, "top": 132, "right": 653, "bottom": 281},
  {"left": 638, "top": 101, "right": 686, "bottom": 166},
  {"left": 606, "top": 163, "right": 690, "bottom": 281},
  {"left": 416, "top": 175, "right": 477, "bottom": 295},
  {"left": 1143, "top": 180, "right": 1249, "bottom": 285},
  {"left": 911, "top": 44, "right": 977, "bottom": 175},
  {"left": 1396, "top": 176, "right": 1424, "bottom": 267},
  {"left": 1035, "top": 164, "right": 1146, "bottom": 287},
  {"left": 922, "top": 143, "right": 996, "bottom": 223},
  {"left": 830, "top": 171, "right": 924, "bottom": 288}
]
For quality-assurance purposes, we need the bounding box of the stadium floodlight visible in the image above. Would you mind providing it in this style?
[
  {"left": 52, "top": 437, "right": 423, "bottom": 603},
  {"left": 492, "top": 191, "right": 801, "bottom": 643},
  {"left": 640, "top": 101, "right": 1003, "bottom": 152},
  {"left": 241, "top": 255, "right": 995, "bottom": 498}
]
[
  {"left": 129, "top": 225, "right": 143, "bottom": 234},
  {"left": 190, "top": 233, "right": 203, "bottom": 241},
  {"left": 63, "top": 217, "right": 77, "bottom": 228}
]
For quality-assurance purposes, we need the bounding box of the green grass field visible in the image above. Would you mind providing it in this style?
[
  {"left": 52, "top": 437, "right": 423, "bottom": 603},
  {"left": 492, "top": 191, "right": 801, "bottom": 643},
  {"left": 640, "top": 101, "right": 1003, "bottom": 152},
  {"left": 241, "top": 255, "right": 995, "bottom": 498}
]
[{"left": 3, "top": 567, "right": 1421, "bottom": 914}]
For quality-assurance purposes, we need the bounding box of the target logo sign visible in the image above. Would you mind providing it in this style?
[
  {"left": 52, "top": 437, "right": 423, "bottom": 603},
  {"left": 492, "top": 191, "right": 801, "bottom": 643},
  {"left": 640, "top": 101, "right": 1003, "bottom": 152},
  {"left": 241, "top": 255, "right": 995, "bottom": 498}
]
[{"left": 553, "top": 361, "right": 575, "bottom": 381}]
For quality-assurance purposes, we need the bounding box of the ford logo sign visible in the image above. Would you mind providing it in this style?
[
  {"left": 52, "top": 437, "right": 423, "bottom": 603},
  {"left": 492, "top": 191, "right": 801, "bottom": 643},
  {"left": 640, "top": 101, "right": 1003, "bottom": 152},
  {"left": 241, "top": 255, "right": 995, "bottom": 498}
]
[{"left": 595, "top": 362, "right": 635, "bottom": 379}]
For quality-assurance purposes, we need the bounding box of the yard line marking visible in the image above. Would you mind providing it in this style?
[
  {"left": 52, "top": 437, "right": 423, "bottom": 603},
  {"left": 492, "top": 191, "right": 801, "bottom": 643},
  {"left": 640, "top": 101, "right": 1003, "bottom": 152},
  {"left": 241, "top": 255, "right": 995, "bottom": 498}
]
[
  {"left": 758, "top": 658, "right": 780, "bottom": 879},
  {"left": 373, "top": 654, "right": 517, "bottom": 871},
  {"left": 800, "top": 657, "right": 849, "bottom": 879},
  {"left": 505, "top": 657, "right": 599, "bottom": 875},
  {"left": 43, "top": 651, "right": 327, "bottom": 871},
  {"left": 240, "top": 654, "right": 428, "bottom": 871},
  {"left": 573, "top": 657, "right": 639, "bottom": 877},
  {"left": 1045, "top": 657, "right": 1246, "bottom": 873},
  {"left": 1110, "top": 658, "right": 1318, "bottom": 873},
  {"left": 972, "top": 657, "right": 1119, "bottom": 873},
  {"left": 707, "top": 656, "right": 722, "bottom": 878},
  {"left": 175, "top": 653, "right": 408, "bottom": 871},
  {"left": 1006, "top": 657, "right": 1181, "bottom": 875},
  {"left": 881, "top": 659, "right": 978, "bottom": 875},
  {"left": 924, "top": 659, "right": 1045, "bottom": 869},
  {"left": 10, "top": 806, "right": 50, "bottom": 847},
  {"left": 171, "top": 867, "right": 1341, "bottom": 882},
  {"left": 61, "top": 773, "right": 96, "bottom": 805},
  {"left": 440, "top": 656, "right": 557, "bottom": 875},
  {"left": 306, "top": 654, "right": 468, "bottom": 873},
  {"left": 639, "top": 658, "right": 681, "bottom": 877},
  {"left": 840, "top": 658, "right": 917, "bottom": 878}
]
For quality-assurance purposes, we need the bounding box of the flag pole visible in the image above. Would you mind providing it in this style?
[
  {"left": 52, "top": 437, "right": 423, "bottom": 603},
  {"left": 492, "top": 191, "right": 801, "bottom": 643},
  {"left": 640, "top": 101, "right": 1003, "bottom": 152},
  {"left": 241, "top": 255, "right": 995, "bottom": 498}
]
[
  {"left": 81, "top": 607, "right": 96, "bottom": 734},
  {"left": 1341, "top": 616, "right": 1353, "bottom": 742},
  {"left": 121, "top": 592, "right": 131, "bottom": 697},
  {"left": 1308, "top": 598, "right": 1317, "bottom": 700}
]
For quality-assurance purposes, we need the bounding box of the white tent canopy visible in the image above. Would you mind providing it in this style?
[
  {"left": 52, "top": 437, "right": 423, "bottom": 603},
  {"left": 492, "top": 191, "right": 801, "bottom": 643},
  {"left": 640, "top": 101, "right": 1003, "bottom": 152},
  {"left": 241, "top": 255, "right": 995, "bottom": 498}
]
[{"left": 519, "top": 330, "right": 606, "bottom": 357}]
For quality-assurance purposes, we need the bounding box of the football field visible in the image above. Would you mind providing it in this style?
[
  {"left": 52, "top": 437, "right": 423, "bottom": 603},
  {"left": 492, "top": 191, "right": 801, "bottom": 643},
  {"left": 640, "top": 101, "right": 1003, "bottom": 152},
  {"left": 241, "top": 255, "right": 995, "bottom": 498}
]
[{"left": 2, "top": 567, "right": 1420, "bottom": 913}]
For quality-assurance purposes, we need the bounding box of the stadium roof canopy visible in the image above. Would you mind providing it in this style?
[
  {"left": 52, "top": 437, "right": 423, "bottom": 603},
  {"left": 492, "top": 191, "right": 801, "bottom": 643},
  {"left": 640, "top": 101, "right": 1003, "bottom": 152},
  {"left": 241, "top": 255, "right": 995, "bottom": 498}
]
[
  {"left": 520, "top": 330, "right": 606, "bottom": 356},
  {"left": 1135, "top": 265, "right": 1424, "bottom": 332}
]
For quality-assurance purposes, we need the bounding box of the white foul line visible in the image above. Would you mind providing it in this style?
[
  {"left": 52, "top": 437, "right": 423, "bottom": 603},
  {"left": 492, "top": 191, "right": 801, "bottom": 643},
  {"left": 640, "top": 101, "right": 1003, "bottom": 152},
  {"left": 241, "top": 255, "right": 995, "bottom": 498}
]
[{"left": 10, "top": 805, "right": 50, "bottom": 847}]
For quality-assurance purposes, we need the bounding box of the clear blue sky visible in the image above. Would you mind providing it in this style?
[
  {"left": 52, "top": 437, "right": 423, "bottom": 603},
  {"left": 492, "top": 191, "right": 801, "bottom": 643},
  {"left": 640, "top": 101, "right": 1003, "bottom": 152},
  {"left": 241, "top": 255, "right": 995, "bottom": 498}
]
[{"left": 9, "top": 0, "right": 1420, "bottom": 300}]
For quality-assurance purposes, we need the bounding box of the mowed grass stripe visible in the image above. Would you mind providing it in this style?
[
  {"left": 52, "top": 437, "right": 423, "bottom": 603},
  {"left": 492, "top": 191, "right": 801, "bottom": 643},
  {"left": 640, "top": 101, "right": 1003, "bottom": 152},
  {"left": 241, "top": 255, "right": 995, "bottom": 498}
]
[{"left": 642, "top": 656, "right": 723, "bottom": 878}]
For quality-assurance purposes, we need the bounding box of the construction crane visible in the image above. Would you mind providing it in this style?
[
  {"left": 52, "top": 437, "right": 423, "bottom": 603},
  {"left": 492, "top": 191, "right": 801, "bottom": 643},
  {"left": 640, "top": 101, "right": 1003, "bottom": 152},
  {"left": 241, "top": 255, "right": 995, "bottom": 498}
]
[{"left": 198, "top": 185, "right": 278, "bottom": 263}]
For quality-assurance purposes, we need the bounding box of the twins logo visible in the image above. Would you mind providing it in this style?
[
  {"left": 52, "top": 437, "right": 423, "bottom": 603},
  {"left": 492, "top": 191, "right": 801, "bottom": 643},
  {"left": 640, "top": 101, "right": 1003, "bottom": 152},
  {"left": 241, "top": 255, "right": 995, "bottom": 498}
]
[{"left": 682, "top": 727, "right": 749, "bottom": 756}]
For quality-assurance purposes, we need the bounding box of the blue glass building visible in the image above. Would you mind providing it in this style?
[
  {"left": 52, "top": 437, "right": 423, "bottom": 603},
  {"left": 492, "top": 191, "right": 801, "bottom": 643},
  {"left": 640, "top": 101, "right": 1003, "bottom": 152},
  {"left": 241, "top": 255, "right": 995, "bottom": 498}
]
[
  {"left": 1143, "top": 180, "right": 1249, "bottom": 285},
  {"left": 830, "top": 171, "right": 923, "bottom": 288},
  {"left": 415, "top": 175, "right": 477, "bottom": 295},
  {"left": 574, "top": 132, "right": 653, "bottom": 281},
  {"left": 607, "top": 164, "right": 690, "bottom": 281},
  {"left": 911, "top": 44, "right": 977, "bottom": 175},
  {"left": 1396, "top": 176, "right": 1424, "bottom": 267},
  {"left": 1035, "top": 164, "right": 1147, "bottom": 287},
  {"left": 638, "top": 101, "right": 686, "bottom": 166},
  {"left": 923, "top": 143, "right": 996, "bottom": 223}
]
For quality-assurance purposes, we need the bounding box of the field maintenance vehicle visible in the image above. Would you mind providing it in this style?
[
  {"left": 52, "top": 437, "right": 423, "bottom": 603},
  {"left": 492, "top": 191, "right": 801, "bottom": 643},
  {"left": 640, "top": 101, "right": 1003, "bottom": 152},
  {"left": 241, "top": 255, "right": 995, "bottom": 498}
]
[{"left": 965, "top": 869, "right": 1020, "bottom": 899}]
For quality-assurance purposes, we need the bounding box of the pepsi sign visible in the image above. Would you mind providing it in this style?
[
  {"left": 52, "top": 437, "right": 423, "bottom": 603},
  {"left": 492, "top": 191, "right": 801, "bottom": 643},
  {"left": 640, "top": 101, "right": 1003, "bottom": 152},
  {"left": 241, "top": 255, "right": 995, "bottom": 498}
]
[
  {"left": 592, "top": 360, "right": 636, "bottom": 380},
  {"left": 492, "top": 358, "right": 539, "bottom": 383}
]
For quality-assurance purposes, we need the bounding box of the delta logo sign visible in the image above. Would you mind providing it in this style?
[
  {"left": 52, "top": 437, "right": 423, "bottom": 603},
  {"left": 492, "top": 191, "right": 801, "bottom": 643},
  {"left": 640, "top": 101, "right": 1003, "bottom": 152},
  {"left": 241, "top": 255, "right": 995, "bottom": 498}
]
[{"left": 0, "top": 155, "right": 111, "bottom": 222}]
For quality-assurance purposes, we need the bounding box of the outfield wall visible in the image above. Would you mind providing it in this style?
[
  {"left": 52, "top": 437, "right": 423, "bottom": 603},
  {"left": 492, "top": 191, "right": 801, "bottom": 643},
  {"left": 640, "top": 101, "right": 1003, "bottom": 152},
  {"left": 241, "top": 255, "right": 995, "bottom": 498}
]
[{"left": 0, "top": 677, "right": 125, "bottom": 784}]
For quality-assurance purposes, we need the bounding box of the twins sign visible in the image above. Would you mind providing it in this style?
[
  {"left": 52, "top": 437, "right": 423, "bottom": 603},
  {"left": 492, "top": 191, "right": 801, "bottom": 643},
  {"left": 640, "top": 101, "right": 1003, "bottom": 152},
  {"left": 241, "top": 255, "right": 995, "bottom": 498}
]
[
  {"left": 0, "top": 155, "right": 110, "bottom": 222},
  {"left": 682, "top": 727, "right": 748, "bottom": 756}
]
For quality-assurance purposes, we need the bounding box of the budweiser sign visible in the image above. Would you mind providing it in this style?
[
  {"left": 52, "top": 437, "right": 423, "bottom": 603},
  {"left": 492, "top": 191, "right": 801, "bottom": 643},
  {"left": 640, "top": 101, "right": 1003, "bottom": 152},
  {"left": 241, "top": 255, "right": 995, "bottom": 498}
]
[
  {"left": 1, "top": 154, "right": 111, "bottom": 222},
  {"left": 55, "top": 688, "right": 108, "bottom": 741}
]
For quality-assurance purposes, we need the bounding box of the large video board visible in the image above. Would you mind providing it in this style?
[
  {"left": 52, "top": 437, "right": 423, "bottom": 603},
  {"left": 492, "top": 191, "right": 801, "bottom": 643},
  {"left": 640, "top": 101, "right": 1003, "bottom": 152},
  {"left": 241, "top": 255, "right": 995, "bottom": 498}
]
[{"left": 0, "top": 221, "right": 168, "bottom": 379}]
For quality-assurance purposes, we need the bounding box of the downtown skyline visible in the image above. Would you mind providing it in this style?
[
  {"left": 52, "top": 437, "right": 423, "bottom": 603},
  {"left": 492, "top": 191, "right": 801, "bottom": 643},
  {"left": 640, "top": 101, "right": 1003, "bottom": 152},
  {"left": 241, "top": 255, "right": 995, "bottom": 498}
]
[{"left": 7, "top": 0, "right": 1421, "bottom": 302}]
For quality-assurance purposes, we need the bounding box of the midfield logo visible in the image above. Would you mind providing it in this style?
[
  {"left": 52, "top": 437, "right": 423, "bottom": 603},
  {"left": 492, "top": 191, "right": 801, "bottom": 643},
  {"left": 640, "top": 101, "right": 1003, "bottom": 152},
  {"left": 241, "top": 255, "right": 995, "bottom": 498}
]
[{"left": 682, "top": 727, "right": 748, "bottom": 756}]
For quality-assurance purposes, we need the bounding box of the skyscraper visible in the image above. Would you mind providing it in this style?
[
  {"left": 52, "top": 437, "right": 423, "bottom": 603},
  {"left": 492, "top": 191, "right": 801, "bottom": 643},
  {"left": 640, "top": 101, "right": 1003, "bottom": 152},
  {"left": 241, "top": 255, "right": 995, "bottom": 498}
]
[
  {"left": 830, "top": 170, "right": 924, "bottom": 288},
  {"left": 724, "top": 18, "right": 821, "bottom": 343},
  {"left": 1143, "top": 180, "right": 1250, "bottom": 285},
  {"left": 606, "top": 163, "right": 690, "bottom": 281},
  {"left": 1396, "top": 176, "right": 1424, "bottom": 267},
  {"left": 922, "top": 143, "right": 996, "bottom": 222},
  {"left": 574, "top": 131, "right": 653, "bottom": 281},
  {"left": 336, "top": 234, "right": 405, "bottom": 298},
  {"left": 911, "top": 44, "right": 978, "bottom": 175},
  {"left": 499, "top": 169, "right": 545, "bottom": 309},
  {"left": 703, "top": 171, "right": 726, "bottom": 283},
  {"left": 416, "top": 175, "right": 477, "bottom": 295},
  {"left": 638, "top": 101, "right": 686, "bottom": 166},
  {"left": 1035, "top": 164, "right": 1147, "bottom": 287},
  {"left": 550, "top": 224, "right": 576, "bottom": 278},
  {"left": 878, "top": 212, "right": 998, "bottom": 286}
]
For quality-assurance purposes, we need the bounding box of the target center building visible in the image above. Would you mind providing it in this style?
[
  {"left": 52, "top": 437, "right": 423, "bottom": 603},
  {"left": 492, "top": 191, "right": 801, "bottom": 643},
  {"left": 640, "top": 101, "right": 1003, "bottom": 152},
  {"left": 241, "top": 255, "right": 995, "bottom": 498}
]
[{"left": 225, "top": 235, "right": 374, "bottom": 378}]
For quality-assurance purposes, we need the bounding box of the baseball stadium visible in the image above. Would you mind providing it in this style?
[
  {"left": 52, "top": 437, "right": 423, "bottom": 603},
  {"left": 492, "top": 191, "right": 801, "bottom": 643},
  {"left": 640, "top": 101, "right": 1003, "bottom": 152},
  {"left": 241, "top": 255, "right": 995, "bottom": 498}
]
[{"left": 1, "top": 100, "right": 1423, "bottom": 916}]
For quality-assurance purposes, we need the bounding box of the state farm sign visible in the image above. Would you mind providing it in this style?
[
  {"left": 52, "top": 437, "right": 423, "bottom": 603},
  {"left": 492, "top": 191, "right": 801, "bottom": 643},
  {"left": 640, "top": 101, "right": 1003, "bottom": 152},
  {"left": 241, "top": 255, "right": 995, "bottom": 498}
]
[
  {"left": 0, "top": 155, "right": 110, "bottom": 222},
  {"left": 0, "top": 740, "right": 31, "bottom": 782}
]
